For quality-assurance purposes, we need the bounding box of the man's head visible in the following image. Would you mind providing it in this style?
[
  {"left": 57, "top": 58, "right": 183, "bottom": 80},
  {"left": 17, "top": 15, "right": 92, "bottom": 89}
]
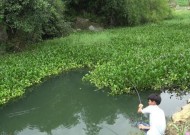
[{"left": 148, "top": 93, "right": 161, "bottom": 105}]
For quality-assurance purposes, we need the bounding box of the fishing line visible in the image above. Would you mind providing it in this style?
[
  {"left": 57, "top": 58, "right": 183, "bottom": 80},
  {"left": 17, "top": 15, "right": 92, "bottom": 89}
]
[{"left": 103, "top": 126, "right": 120, "bottom": 135}]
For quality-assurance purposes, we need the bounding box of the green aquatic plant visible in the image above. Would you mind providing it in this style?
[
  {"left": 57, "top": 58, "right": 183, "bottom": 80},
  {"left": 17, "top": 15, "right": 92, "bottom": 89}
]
[{"left": 1, "top": 10, "right": 190, "bottom": 105}]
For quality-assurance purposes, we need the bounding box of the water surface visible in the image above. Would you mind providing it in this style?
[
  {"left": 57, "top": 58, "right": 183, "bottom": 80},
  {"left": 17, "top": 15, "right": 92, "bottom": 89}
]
[{"left": 0, "top": 70, "right": 189, "bottom": 135}]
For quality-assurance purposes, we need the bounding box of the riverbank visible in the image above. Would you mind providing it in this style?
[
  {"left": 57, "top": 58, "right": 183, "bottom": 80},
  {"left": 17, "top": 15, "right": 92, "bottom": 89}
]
[{"left": 166, "top": 100, "right": 190, "bottom": 135}]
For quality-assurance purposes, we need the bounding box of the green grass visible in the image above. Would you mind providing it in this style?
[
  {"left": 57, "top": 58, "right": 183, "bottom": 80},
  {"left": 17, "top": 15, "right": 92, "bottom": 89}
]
[
  {"left": 175, "top": 0, "right": 189, "bottom": 6},
  {"left": 1, "top": 10, "right": 190, "bottom": 105},
  {"left": 166, "top": 122, "right": 190, "bottom": 135}
]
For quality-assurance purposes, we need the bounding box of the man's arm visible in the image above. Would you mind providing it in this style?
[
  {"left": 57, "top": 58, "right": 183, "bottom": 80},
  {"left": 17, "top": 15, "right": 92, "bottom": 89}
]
[{"left": 137, "top": 104, "right": 143, "bottom": 113}]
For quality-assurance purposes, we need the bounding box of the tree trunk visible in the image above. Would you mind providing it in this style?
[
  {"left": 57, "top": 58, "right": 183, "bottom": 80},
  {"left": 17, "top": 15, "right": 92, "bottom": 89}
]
[{"left": 0, "top": 24, "right": 7, "bottom": 42}]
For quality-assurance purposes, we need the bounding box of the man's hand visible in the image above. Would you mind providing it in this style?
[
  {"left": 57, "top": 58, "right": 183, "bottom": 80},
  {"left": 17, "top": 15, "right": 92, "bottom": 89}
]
[
  {"left": 137, "top": 104, "right": 143, "bottom": 113},
  {"left": 138, "top": 124, "right": 150, "bottom": 130},
  {"left": 138, "top": 104, "right": 143, "bottom": 108},
  {"left": 138, "top": 124, "right": 145, "bottom": 130}
]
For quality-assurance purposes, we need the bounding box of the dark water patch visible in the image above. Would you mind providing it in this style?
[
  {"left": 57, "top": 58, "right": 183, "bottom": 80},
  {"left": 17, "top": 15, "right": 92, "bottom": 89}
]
[{"left": 0, "top": 70, "right": 189, "bottom": 135}]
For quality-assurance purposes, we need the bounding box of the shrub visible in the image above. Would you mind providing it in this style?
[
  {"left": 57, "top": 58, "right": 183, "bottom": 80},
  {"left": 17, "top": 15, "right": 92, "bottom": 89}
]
[
  {"left": 42, "top": 0, "right": 72, "bottom": 39},
  {"left": 65, "top": 0, "right": 172, "bottom": 26}
]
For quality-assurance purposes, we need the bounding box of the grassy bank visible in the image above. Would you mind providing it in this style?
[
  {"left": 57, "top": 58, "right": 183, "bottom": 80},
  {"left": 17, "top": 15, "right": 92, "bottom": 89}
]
[{"left": 1, "top": 10, "right": 190, "bottom": 105}]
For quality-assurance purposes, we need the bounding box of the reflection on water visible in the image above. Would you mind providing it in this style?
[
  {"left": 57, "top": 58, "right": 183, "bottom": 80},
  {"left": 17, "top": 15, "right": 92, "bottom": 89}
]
[
  {"left": 160, "top": 91, "right": 190, "bottom": 117},
  {"left": 0, "top": 70, "right": 189, "bottom": 135}
]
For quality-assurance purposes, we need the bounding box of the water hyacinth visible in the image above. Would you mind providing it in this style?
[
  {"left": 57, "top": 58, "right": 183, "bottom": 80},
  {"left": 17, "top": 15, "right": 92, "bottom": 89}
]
[{"left": 1, "top": 10, "right": 190, "bottom": 105}]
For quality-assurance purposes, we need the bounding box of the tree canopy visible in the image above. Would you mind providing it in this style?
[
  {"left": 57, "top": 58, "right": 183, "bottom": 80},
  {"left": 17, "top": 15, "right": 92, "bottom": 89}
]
[
  {"left": 0, "top": 0, "right": 70, "bottom": 51},
  {"left": 65, "top": 0, "right": 171, "bottom": 26},
  {"left": 0, "top": 0, "right": 171, "bottom": 52}
]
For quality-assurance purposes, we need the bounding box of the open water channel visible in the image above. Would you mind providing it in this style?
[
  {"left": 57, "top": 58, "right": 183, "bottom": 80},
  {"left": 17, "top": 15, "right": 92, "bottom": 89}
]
[{"left": 0, "top": 70, "right": 189, "bottom": 135}]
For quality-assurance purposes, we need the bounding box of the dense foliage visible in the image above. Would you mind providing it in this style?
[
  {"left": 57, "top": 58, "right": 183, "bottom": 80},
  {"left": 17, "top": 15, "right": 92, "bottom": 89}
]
[
  {"left": 1, "top": 11, "right": 190, "bottom": 105},
  {"left": 175, "top": 0, "right": 190, "bottom": 6},
  {"left": 65, "top": 0, "right": 171, "bottom": 26},
  {"left": 0, "top": 0, "right": 70, "bottom": 51},
  {"left": 0, "top": 2, "right": 3, "bottom": 23}
]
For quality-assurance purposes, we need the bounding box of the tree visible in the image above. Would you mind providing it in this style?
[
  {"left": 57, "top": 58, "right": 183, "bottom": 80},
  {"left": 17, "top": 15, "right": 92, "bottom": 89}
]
[
  {"left": 65, "top": 0, "right": 171, "bottom": 26},
  {"left": 1, "top": 0, "right": 70, "bottom": 51}
]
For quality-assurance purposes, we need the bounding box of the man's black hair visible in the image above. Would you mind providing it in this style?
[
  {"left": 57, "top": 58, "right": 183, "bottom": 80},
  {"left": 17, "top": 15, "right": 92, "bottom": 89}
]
[{"left": 148, "top": 93, "right": 161, "bottom": 105}]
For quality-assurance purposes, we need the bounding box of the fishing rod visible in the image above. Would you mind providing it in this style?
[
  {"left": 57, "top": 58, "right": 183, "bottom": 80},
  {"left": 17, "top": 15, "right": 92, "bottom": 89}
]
[
  {"left": 126, "top": 78, "right": 142, "bottom": 104},
  {"left": 126, "top": 78, "right": 143, "bottom": 123}
]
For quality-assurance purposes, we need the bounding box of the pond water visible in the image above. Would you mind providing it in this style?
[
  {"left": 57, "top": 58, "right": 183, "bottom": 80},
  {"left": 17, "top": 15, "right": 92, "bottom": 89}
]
[{"left": 0, "top": 70, "right": 189, "bottom": 135}]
